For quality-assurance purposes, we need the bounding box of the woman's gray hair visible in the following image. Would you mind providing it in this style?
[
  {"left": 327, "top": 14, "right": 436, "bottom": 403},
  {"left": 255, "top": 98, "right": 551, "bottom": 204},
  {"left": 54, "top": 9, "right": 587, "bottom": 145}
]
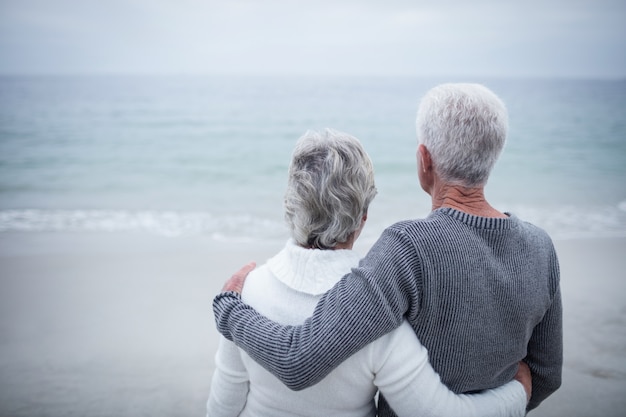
[
  {"left": 285, "top": 129, "right": 377, "bottom": 249},
  {"left": 416, "top": 83, "right": 508, "bottom": 187}
]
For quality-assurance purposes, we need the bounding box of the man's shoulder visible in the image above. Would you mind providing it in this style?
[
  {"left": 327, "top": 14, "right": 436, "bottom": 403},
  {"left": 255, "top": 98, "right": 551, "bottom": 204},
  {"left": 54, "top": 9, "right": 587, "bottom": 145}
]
[
  {"left": 384, "top": 214, "right": 451, "bottom": 239},
  {"left": 511, "top": 214, "right": 556, "bottom": 248}
]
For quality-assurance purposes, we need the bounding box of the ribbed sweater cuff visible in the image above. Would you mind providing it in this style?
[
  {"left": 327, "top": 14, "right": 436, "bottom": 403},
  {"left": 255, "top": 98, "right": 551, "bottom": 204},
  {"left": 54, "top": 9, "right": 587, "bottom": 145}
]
[{"left": 213, "top": 291, "right": 242, "bottom": 341}]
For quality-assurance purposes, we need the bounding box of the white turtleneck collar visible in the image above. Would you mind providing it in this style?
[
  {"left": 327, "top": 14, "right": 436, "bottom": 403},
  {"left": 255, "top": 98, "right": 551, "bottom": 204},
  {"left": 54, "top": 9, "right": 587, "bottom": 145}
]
[{"left": 266, "top": 239, "right": 362, "bottom": 296}]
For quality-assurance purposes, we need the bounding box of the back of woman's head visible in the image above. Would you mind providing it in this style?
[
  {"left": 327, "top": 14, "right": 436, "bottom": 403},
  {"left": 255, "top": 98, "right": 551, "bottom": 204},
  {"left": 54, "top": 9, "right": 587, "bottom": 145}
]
[
  {"left": 285, "top": 129, "right": 377, "bottom": 249},
  {"left": 416, "top": 83, "right": 508, "bottom": 187}
]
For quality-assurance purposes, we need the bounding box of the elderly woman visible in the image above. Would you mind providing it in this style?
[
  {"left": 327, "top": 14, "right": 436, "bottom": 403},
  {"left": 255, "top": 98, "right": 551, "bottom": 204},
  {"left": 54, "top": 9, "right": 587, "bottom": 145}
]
[
  {"left": 207, "top": 129, "right": 529, "bottom": 417},
  {"left": 214, "top": 84, "right": 563, "bottom": 416}
]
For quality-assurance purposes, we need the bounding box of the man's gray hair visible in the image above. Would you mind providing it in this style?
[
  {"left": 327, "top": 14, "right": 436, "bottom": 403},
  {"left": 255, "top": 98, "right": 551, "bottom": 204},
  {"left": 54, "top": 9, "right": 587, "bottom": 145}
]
[
  {"left": 416, "top": 83, "right": 508, "bottom": 187},
  {"left": 285, "top": 129, "right": 377, "bottom": 249}
]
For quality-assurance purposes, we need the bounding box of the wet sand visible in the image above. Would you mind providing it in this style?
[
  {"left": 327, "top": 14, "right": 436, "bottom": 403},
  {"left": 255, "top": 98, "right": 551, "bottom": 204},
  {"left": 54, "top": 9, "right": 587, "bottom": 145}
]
[{"left": 0, "top": 233, "right": 624, "bottom": 416}]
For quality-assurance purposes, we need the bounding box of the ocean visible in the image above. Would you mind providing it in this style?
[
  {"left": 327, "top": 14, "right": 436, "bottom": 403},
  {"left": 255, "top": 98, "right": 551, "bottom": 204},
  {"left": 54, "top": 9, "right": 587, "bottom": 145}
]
[
  {"left": 1, "top": 75, "right": 625, "bottom": 245},
  {"left": 1, "top": 75, "right": 626, "bottom": 417}
]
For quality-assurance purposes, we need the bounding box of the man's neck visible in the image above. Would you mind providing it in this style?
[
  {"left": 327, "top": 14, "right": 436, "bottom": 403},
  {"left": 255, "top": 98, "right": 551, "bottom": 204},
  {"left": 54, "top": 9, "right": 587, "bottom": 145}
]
[{"left": 431, "top": 184, "right": 507, "bottom": 218}]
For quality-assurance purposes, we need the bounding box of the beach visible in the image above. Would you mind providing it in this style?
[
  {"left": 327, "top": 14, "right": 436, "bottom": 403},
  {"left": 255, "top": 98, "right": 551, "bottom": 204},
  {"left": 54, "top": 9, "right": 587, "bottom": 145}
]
[
  {"left": 2, "top": 0, "right": 625, "bottom": 412},
  {"left": 0, "top": 232, "right": 625, "bottom": 416},
  {"left": 0, "top": 75, "right": 624, "bottom": 416}
]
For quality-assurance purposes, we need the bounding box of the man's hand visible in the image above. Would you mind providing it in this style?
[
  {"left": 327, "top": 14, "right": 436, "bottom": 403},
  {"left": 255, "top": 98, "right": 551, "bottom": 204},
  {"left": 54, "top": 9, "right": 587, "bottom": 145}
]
[
  {"left": 514, "top": 361, "right": 532, "bottom": 403},
  {"left": 221, "top": 262, "right": 256, "bottom": 294}
]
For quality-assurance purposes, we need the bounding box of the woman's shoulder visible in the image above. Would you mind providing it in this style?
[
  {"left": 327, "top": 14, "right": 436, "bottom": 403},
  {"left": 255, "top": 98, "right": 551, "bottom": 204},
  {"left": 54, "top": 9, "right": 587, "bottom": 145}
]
[{"left": 240, "top": 263, "right": 281, "bottom": 305}]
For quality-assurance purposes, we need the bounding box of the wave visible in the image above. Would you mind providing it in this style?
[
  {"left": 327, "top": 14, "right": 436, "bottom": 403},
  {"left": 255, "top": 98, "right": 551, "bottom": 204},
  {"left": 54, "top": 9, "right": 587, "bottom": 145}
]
[
  {"left": 0, "top": 209, "right": 287, "bottom": 242},
  {"left": 1, "top": 204, "right": 626, "bottom": 241},
  {"left": 507, "top": 203, "right": 626, "bottom": 240}
]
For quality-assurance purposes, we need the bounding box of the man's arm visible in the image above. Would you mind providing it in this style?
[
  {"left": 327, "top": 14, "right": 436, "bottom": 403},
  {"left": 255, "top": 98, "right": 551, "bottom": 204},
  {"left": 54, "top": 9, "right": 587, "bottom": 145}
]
[
  {"left": 525, "top": 247, "right": 563, "bottom": 410},
  {"left": 213, "top": 227, "right": 421, "bottom": 390}
]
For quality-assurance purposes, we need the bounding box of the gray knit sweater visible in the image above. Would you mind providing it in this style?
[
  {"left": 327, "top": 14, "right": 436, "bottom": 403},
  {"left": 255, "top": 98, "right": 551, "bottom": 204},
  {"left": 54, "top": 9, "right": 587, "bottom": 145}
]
[{"left": 214, "top": 208, "right": 562, "bottom": 413}]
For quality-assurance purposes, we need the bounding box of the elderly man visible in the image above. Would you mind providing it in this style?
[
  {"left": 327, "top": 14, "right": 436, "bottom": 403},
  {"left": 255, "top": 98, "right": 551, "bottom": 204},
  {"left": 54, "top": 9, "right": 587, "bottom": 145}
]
[{"left": 213, "top": 83, "right": 562, "bottom": 415}]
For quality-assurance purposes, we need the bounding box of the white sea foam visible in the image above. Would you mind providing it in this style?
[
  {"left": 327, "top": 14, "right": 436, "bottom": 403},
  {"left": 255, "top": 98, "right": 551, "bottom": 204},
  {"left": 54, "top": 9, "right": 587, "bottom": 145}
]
[
  {"left": 0, "top": 209, "right": 287, "bottom": 241},
  {"left": 1, "top": 205, "right": 626, "bottom": 241}
]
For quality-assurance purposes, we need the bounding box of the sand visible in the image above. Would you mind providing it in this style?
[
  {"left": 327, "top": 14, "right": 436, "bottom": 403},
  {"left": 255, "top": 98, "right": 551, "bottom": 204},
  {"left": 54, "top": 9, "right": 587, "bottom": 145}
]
[{"left": 0, "top": 232, "right": 624, "bottom": 416}]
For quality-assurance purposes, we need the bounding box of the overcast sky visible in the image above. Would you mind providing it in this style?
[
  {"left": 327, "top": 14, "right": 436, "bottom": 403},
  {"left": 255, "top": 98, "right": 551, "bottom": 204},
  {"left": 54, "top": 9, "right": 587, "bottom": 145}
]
[{"left": 1, "top": 0, "right": 624, "bottom": 78}]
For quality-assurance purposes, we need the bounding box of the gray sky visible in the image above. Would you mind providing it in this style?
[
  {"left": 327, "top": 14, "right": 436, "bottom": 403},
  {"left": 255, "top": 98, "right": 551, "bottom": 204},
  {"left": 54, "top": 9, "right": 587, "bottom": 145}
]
[{"left": 1, "top": 0, "right": 625, "bottom": 77}]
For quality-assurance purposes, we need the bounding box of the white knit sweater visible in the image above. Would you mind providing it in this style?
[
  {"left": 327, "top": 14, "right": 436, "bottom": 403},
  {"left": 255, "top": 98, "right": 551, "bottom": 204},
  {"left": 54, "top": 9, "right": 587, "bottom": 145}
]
[{"left": 207, "top": 240, "right": 526, "bottom": 417}]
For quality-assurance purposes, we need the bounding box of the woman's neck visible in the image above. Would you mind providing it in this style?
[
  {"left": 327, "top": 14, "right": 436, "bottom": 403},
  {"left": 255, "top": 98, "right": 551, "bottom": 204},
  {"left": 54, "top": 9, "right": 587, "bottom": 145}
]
[{"left": 300, "top": 237, "right": 355, "bottom": 250}]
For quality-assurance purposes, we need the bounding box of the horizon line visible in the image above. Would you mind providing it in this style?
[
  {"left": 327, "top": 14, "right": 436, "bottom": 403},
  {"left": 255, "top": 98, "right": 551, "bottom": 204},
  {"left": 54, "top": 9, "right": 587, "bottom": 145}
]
[{"left": 0, "top": 72, "right": 624, "bottom": 81}]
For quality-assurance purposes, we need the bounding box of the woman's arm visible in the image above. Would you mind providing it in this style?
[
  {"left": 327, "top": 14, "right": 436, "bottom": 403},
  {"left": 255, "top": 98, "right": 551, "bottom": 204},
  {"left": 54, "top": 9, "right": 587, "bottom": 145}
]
[
  {"left": 206, "top": 336, "right": 249, "bottom": 417},
  {"left": 213, "top": 227, "right": 421, "bottom": 390},
  {"left": 373, "top": 322, "right": 528, "bottom": 417}
]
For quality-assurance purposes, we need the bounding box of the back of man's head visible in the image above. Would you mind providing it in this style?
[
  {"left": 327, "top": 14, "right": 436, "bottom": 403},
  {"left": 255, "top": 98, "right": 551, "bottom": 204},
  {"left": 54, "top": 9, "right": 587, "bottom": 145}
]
[{"left": 416, "top": 83, "right": 508, "bottom": 188}]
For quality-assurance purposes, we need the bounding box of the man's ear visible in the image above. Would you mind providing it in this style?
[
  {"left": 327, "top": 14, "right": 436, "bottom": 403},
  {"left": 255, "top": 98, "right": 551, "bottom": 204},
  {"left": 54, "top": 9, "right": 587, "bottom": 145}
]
[{"left": 418, "top": 144, "right": 432, "bottom": 172}]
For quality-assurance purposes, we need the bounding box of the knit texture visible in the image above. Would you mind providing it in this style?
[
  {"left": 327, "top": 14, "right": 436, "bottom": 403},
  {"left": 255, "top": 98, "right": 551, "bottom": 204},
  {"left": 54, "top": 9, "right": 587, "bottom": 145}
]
[
  {"left": 207, "top": 240, "right": 527, "bottom": 416},
  {"left": 213, "top": 208, "right": 562, "bottom": 413}
]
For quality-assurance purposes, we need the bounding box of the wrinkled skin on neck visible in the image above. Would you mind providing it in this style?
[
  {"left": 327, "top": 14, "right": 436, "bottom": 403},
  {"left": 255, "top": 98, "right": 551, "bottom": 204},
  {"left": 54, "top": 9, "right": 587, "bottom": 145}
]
[{"left": 417, "top": 144, "right": 507, "bottom": 218}]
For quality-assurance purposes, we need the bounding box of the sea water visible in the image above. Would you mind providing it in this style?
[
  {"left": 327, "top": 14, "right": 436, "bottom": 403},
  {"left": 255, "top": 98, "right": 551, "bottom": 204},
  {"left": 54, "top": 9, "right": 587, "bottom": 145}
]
[{"left": 0, "top": 75, "right": 625, "bottom": 244}]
